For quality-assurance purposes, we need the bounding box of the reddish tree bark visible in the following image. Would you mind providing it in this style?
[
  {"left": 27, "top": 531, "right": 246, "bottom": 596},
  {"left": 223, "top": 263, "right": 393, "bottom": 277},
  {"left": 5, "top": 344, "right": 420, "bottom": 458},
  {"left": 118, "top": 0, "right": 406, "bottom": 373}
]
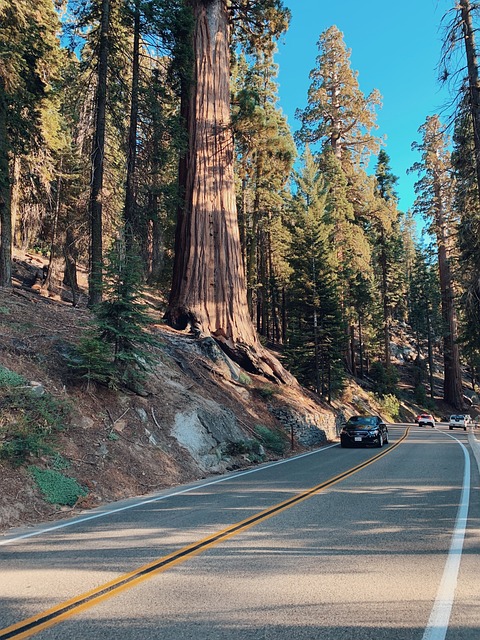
[{"left": 166, "top": 0, "right": 294, "bottom": 383}]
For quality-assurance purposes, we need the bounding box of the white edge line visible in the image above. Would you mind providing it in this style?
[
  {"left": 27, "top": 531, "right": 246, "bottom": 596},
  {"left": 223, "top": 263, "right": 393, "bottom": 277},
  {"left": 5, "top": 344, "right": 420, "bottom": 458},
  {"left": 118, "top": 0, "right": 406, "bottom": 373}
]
[
  {"left": 0, "top": 443, "right": 339, "bottom": 546},
  {"left": 421, "top": 432, "right": 471, "bottom": 640}
]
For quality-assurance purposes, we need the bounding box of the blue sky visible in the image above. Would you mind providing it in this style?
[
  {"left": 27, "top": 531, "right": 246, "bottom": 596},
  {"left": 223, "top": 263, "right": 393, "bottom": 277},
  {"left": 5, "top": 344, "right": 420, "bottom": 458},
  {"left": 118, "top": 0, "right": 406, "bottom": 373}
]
[{"left": 275, "top": 0, "right": 454, "bottom": 216}]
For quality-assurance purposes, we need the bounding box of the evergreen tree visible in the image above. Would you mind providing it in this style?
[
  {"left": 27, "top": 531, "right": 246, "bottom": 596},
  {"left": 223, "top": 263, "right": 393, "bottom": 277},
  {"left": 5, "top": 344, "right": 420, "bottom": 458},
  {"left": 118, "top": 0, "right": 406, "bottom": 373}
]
[
  {"left": 0, "top": 0, "right": 63, "bottom": 286},
  {"left": 286, "top": 147, "right": 345, "bottom": 399},
  {"left": 317, "top": 146, "right": 374, "bottom": 374},
  {"left": 295, "top": 26, "right": 381, "bottom": 375},
  {"left": 72, "top": 236, "right": 155, "bottom": 390},
  {"left": 440, "top": 0, "right": 480, "bottom": 197},
  {"left": 370, "top": 150, "right": 406, "bottom": 365},
  {"left": 232, "top": 47, "right": 295, "bottom": 343},
  {"left": 451, "top": 95, "right": 480, "bottom": 390},
  {"left": 411, "top": 115, "right": 463, "bottom": 408},
  {"left": 296, "top": 25, "right": 381, "bottom": 165},
  {"left": 409, "top": 247, "right": 442, "bottom": 401}
]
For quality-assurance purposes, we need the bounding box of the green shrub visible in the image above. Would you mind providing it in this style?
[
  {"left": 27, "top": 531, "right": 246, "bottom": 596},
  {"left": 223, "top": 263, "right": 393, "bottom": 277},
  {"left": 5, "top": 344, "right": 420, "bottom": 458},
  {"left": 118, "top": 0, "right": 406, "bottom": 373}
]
[
  {"left": 0, "top": 384, "right": 70, "bottom": 465},
  {"left": 254, "top": 425, "right": 286, "bottom": 455},
  {"left": 67, "top": 238, "right": 156, "bottom": 391},
  {"left": 238, "top": 372, "right": 252, "bottom": 385},
  {"left": 414, "top": 383, "right": 427, "bottom": 406},
  {"left": 67, "top": 334, "right": 114, "bottom": 387},
  {"left": 370, "top": 362, "right": 399, "bottom": 397},
  {"left": 223, "top": 439, "right": 264, "bottom": 457},
  {"left": 377, "top": 393, "right": 400, "bottom": 420},
  {"left": 49, "top": 453, "right": 71, "bottom": 471},
  {"left": 222, "top": 438, "right": 267, "bottom": 463},
  {"left": 0, "top": 366, "right": 26, "bottom": 388},
  {"left": 256, "top": 386, "right": 278, "bottom": 399},
  {"left": 29, "top": 466, "right": 87, "bottom": 507}
]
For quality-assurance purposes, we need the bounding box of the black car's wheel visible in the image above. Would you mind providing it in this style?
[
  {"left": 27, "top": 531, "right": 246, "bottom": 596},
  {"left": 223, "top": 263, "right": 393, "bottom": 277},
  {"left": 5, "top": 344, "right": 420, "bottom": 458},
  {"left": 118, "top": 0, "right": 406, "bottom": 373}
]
[
  {"left": 377, "top": 433, "right": 383, "bottom": 447},
  {"left": 340, "top": 440, "right": 349, "bottom": 448},
  {"left": 384, "top": 431, "right": 389, "bottom": 444}
]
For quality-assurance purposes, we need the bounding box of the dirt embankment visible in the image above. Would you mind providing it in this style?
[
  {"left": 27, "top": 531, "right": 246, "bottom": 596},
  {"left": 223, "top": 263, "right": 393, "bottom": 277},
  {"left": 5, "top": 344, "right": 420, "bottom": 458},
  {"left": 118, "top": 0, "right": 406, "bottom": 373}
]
[{"left": 0, "top": 254, "right": 343, "bottom": 533}]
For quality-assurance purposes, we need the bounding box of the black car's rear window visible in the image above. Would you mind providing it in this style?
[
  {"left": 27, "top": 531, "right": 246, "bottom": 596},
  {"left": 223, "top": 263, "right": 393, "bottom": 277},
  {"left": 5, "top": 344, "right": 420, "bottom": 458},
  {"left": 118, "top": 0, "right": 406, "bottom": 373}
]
[{"left": 346, "top": 416, "right": 377, "bottom": 426}]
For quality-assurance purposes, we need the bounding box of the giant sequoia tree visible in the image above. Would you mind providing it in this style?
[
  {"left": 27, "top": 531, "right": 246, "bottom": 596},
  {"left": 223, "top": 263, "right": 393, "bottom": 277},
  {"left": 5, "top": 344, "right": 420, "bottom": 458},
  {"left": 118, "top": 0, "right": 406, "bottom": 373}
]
[{"left": 165, "top": 0, "right": 294, "bottom": 382}]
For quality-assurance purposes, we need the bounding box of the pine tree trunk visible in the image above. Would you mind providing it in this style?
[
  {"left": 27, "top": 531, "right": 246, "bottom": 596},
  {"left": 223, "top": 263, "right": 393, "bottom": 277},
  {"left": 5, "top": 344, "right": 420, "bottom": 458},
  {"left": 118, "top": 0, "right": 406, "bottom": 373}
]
[
  {"left": 146, "top": 214, "right": 164, "bottom": 285},
  {"left": 433, "top": 179, "right": 463, "bottom": 408},
  {"left": 124, "top": 0, "right": 140, "bottom": 246},
  {"left": 11, "top": 156, "right": 21, "bottom": 249},
  {"left": 350, "top": 324, "right": 356, "bottom": 377},
  {"left": 0, "top": 76, "right": 12, "bottom": 287},
  {"left": 426, "top": 306, "right": 435, "bottom": 399},
  {"left": 460, "top": 0, "right": 480, "bottom": 197},
  {"left": 45, "top": 164, "right": 63, "bottom": 290},
  {"left": 88, "top": 0, "right": 110, "bottom": 307},
  {"left": 63, "top": 223, "right": 79, "bottom": 303},
  {"left": 268, "top": 234, "right": 281, "bottom": 344},
  {"left": 358, "top": 313, "right": 364, "bottom": 378},
  {"left": 379, "top": 230, "right": 391, "bottom": 367},
  {"left": 165, "top": 0, "right": 294, "bottom": 383},
  {"left": 438, "top": 242, "right": 463, "bottom": 407}
]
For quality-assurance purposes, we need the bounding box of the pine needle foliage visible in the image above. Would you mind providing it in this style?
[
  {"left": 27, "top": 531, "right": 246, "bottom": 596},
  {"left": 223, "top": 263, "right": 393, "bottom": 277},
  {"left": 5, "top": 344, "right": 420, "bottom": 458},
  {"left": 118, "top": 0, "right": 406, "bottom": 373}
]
[{"left": 70, "top": 236, "right": 156, "bottom": 390}]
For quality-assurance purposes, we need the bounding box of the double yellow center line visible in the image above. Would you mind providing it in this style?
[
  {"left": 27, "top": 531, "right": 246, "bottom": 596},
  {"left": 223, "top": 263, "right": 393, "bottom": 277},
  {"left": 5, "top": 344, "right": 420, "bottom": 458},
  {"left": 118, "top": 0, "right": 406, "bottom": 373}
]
[{"left": 1, "top": 427, "right": 409, "bottom": 639}]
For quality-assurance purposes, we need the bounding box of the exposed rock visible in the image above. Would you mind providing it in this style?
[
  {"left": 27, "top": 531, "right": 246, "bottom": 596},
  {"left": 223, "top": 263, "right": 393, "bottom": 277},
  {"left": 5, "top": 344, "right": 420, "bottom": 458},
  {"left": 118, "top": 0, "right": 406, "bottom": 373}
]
[
  {"left": 269, "top": 404, "right": 338, "bottom": 447},
  {"left": 172, "top": 402, "right": 246, "bottom": 473}
]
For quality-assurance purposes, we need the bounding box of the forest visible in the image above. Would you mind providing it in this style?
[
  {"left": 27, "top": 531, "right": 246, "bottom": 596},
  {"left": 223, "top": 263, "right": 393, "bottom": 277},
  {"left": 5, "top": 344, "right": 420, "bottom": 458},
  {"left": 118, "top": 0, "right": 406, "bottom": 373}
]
[{"left": 1, "top": 0, "right": 480, "bottom": 412}]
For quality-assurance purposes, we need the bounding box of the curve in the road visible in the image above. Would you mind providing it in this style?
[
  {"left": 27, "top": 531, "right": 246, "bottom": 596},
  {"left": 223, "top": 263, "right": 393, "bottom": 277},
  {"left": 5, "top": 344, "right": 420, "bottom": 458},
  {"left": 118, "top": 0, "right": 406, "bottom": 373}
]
[{"left": 0, "top": 428, "right": 410, "bottom": 640}]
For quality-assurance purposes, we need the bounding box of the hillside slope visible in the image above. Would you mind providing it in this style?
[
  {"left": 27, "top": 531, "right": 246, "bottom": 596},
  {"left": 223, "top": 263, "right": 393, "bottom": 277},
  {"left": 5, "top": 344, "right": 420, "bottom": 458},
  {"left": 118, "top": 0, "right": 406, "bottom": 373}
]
[
  {"left": 1, "top": 251, "right": 440, "bottom": 535},
  {"left": 0, "top": 255, "right": 349, "bottom": 533}
]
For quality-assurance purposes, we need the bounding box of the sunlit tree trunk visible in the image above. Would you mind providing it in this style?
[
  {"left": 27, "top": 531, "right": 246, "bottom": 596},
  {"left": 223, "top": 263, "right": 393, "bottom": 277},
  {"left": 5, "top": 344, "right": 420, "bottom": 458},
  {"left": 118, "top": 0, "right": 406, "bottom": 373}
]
[{"left": 166, "top": 0, "right": 293, "bottom": 382}]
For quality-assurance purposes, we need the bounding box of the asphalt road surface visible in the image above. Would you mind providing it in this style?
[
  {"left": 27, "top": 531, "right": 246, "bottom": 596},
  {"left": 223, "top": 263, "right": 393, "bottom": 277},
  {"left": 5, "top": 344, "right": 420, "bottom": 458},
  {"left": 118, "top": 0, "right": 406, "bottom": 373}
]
[{"left": 1, "top": 423, "right": 479, "bottom": 640}]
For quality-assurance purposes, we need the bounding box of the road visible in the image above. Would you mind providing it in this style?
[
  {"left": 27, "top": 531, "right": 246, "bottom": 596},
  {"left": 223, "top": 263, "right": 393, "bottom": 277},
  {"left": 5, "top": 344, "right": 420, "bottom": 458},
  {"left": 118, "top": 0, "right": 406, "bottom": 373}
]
[{"left": 0, "top": 423, "right": 479, "bottom": 639}]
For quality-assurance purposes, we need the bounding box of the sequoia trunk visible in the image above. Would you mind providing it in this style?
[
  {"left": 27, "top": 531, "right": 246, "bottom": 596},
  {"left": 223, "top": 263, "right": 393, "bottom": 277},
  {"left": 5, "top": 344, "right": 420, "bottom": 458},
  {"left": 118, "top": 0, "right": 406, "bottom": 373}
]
[{"left": 166, "top": 0, "right": 294, "bottom": 383}]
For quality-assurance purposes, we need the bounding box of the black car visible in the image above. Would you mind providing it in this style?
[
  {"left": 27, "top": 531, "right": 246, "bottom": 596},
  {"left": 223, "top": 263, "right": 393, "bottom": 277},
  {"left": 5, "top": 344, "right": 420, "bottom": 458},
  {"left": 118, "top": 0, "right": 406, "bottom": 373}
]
[{"left": 340, "top": 415, "right": 389, "bottom": 448}]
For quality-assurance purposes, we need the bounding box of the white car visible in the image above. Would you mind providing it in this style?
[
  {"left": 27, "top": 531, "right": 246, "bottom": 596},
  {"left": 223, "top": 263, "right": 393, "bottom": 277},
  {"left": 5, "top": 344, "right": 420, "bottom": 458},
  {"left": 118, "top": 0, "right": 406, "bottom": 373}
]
[
  {"left": 417, "top": 414, "right": 435, "bottom": 427},
  {"left": 449, "top": 415, "right": 471, "bottom": 431}
]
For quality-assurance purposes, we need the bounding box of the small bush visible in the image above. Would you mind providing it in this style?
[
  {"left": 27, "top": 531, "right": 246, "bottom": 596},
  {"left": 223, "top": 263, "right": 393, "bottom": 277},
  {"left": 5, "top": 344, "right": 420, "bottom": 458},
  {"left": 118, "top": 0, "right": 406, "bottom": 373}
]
[
  {"left": 238, "top": 372, "right": 252, "bottom": 385},
  {"left": 66, "top": 334, "right": 114, "bottom": 388},
  {"left": 0, "top": 381, "right": 70, "bottom": 465},
  {"left": 29, "top": 466, "right": 87, "bottom": 507},
  {"left": 370, "top": 362, "right": 399, "bottom": 397},
  {"left": 0, "top": 366, "right": 26, "bottom": 388},
  {"left": 49, "top": 453, "right": 71, "bottom": 471},
  {"left": 414, "top": 383, "right": 427, "bottom": 406},
  {"left": 223, "top": 440, "right": 253, "bottom": 456},
  {"left": 377, "top": 393, "right": 400, "bottom": 420},
  {"left": 223, "top": 439, "right": 264, "bottom": 458},
  {"left": 256, "top": 386, "right": 278, "bottom": 399},
  {"left": 254, "top": 425, "right": 286, "bottom": 455}
]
